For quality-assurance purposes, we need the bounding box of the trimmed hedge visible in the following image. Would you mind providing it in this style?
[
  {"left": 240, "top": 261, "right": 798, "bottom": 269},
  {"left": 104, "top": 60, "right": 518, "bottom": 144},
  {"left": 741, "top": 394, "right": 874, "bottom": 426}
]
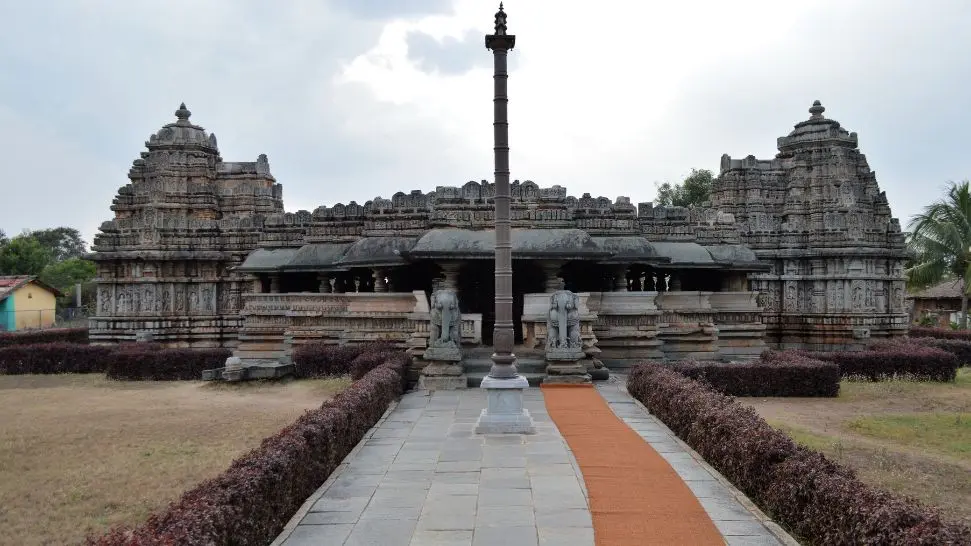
[
  {"left": 0, "top": 342, "right": 231, "bottom": 381},
  {"left": 291, "top": 342, "right": 364, "bottom": 378},
  {"left": 349, "top": 343, "right": 397, "bottom": 380},
  {"left": 0, "top": 343, "right": 112, "bottom": 374},
  {"left": 105, "top": 344, "right": 231, "bottom": 381},
  {"left": 671, "top": 352, "right": 840, "bottom": 397},
  {"left": 812, "top": 342, "right": 958, "bottom": 382},
  {"left": 86, "top": 347, "right": 409, "bottom": 546},
  {"left": 0, "top": 327, "right": 88, "bottom": 348},
  {"left": 900, "top": 337, "right": 971, "bottom": 368},
  {"left": 627, "top": 364, "right": 971, "bottom": 545},
  {"left": 909, "top": 326, "right": 971, "bottom": 341}
]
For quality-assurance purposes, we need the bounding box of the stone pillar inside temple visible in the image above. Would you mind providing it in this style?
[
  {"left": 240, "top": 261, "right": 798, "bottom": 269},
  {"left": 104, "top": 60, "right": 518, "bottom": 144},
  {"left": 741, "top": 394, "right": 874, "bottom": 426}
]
[
  {"left": 721, "top": 272, "right": 748, "bottom": 292},
  {"left": 373, "top": 269, "right": 389, "bottom": 293},
  {"left": 541, "top": 261, "right": 565, "bottom": 292},
  {"left": 251, "top": 275, "right": 263, "bottom": 294},
  {"left": 612, "top": 265, "right": 629, "bottom": 292},
  {"left": 318, "top": 274, "right": 332, "bottom": 293},
  {"left": 669, "top": 274, "right": 682, "bottom": 291},
  {"left": 437, "top": 262, "right": 461, "bottom": 291},
  {"left": 269, "top": 274, "right": 281, "bottom": 294}
]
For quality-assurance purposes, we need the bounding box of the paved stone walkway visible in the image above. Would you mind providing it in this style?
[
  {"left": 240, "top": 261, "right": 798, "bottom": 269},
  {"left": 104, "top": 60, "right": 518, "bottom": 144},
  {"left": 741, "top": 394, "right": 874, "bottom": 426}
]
[{"left": 272, "top": 379, "right": 795, "bottom": 546}]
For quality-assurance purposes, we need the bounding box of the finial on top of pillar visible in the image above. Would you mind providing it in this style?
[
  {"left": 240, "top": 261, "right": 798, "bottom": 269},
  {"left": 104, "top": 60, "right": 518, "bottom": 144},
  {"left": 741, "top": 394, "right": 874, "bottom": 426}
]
[{"left": 494, "top": 3, "right": 507, "bottom": 35}]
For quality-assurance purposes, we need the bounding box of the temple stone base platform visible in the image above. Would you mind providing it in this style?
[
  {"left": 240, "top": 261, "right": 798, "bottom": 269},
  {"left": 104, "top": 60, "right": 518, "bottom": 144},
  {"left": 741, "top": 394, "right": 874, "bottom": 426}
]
[{"left": 202, "top": 357, "right": 294, "bottom": 381}]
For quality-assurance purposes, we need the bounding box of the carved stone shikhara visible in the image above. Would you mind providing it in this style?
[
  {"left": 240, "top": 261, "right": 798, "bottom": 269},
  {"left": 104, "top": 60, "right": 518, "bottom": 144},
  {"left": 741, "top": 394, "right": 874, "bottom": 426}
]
[
  {"left": 89, "top": 104, "right": 282, "bottom": 348},
  {"left": 711, "top": 101, "right": 908, "bottom": 349}
]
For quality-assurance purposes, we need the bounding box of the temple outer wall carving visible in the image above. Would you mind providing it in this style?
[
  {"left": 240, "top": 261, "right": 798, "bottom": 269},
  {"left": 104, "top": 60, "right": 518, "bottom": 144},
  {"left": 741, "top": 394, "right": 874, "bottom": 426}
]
[{"left": 88, "top": 101, "right": 909, "bottom": 358}]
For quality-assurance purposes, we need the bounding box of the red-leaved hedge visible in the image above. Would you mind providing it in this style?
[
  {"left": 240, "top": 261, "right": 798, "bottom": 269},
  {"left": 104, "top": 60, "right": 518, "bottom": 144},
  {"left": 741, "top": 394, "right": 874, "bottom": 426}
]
[
  {"left": 291, "top": 342, "right": 364, "bottom": 377},
  {"left": 627, "top": 364, "right": 971, "bottom": 545},
  {"left": 811, "top": 341, "right": 958, "bottom": 381},
  {"left": 0, "top": 342, "right": 231, "bottom": 381},
  {"left": 0, "top": 327, "right": 88, "bottom": 348},
  {"left": 909, "top": 326, "right": 971, "bottom": 341},
  {"left": 105, "top": 343, "right": 232, "bottom": 381},
  {"left": 671, "top": 351, "right": 840, "bottom": 397},
  {"left": 0, "top": 343, "right": 112, "bottom": 374},
  {"left": 85, "top": 346, "right": 409, "bottom": 546},
  {"left": 895, "top": 337, "right": 971, "bottom": 368},
  {"left": 349, "top": 343, "right": 398, "bottom": 380}
]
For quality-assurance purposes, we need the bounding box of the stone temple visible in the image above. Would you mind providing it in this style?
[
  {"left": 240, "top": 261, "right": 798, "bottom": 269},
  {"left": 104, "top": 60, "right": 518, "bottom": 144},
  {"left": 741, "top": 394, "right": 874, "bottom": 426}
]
[{"left": 89, "top": 99, "right": 908, "bottom": 383}]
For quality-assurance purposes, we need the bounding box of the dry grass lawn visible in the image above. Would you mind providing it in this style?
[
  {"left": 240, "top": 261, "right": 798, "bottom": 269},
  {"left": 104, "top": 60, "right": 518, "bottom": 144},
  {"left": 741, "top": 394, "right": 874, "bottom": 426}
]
[
  {"left": 745, "top": 369, "right": 971, "bottom": 526},
  {"left": 0, "top": 374, "right": 350, "bottom": 546}
]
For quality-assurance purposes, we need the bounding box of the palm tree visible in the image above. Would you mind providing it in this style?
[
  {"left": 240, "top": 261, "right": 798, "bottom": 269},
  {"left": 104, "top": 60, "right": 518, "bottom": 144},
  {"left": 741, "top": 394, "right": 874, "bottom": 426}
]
[{"left": 906, "top": 181, "right": 971, "bottom": 328}]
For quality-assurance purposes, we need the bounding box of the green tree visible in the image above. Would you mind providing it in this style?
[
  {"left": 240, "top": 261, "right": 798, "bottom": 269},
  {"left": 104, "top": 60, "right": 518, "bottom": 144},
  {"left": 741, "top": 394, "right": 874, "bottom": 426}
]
[
  {"left": 654, "top": 169, "right": 714, "bottom": 207},
  {"left": 906, "top": 180, "right": 971, "bottom": 328},
  {"left": 39, "top": 258, "right": 97, "bottom": 298},
  {"left": 0, "top": 229, "right": 8, "bottom": 247},
  {"left": 30, "top": 227, "right": 87, "bottom": 262},
  {"left": 0, "top": 234, "right": 53, "bottom": 276}
]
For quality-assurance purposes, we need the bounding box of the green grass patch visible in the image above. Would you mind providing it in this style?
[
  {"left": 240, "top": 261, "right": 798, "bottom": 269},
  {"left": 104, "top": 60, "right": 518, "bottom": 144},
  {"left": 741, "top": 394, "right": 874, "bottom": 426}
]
[
  {"left": 846, "top": 413, "right": 971, "bottom": 461},
  {"left": 837, "top": 368, "right": 971, "bottom": 402},
  {"left": 767, "top": 421, "right": 847, "bottom": 455}
]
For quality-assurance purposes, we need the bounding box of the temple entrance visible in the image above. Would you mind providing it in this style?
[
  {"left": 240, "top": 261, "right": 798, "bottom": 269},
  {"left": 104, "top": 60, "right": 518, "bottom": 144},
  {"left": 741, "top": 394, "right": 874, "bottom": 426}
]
[{"left": 457, "top": 261, "right": 545, "bottom": 345}]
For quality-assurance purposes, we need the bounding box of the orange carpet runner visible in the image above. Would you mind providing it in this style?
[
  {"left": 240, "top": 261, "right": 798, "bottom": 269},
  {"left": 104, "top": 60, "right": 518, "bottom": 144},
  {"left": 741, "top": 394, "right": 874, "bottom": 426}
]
[{"left": 541, "top": 384, "right": 724, "bottom": 546}]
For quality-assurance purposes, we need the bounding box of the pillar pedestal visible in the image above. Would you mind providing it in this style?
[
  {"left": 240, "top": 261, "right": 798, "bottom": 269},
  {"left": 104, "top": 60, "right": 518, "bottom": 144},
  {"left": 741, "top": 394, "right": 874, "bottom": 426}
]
[
  {"left": 474, "top": 375, "right": 535, "bottom": 434},
  {"left": 544, "top": 348, "right": 591, "bottom": 384},
  {"left": 419, "top": 345, "right": 467, "bottom": 391}
]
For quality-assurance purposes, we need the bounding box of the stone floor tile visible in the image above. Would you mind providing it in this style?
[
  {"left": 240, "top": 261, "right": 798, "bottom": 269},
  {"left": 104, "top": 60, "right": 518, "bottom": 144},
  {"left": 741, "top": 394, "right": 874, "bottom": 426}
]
[
  {"left": 715, "top": 519, "right": 780, "bottom": 537},
  {"left": 300, "top": 510, "right": 361, "bottom": 525},
  {"left": 436, "top": 460, "right": 481, "bottom": 472},
  {"left": 701, "top": 497, "right": 761, "bottom": 521},
  {"left": 283, "top": 523, "right": 354, "bottom": 545},
  {"left": 427, "top": 482, "right": 479, "bottom": 497},
  {"left": 538, "top": 526, "right": 595, "bottom": 546},
  {"left": 345, "top": 518, "right": 418, "bottom": 546},
  {"left": 433, "top": 471, "right": 481, "bottom": 484},
  {"left": 417, "top": 511, "right": 477, "bottom": 531},
  {"left": 309, "top": 496, "right": 370, "bottom": 514},
  {"left": 410, "top": 530, "right": 474, "bottom": 546},
  {"left": 476, "top": 505, "right": 536, "bottom": 527},
  {"left": 533, "top": 507, "right": 593, "bottom": 528},
  {"left": 472, "top": 525, "right": 538, "bottom": 546},
  {"left": 478, "top": 487, "right": 532, "bottom": 506},
  {"left": 726, "top": 535, "right": 783, "bottom": 545}
]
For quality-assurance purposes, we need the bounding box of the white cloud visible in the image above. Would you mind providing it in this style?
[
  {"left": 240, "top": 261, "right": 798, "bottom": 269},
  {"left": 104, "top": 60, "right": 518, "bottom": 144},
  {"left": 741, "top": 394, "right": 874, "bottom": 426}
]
[{"left": 1, "top": 0, "right": 970, "bottom": 245}]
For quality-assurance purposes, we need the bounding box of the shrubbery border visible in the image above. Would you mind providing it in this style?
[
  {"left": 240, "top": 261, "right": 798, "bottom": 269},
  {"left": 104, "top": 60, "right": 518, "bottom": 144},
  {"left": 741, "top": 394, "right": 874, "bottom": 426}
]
[
  {"left": 85, "top": 344, "right": 409, "bottom": 545},
  {"left": 627, "top": 363, "right": 971, "bottom": 544},
  {"left": 0, "top": 327, "right": 88, "bottom": 348},
  {"left": 671, "top": 351, "right": 840, "bottom": 397}
]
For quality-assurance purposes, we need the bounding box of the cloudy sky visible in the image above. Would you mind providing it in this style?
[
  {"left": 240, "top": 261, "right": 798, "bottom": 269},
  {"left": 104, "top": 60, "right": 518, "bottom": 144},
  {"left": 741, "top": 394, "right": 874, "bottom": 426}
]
[{"left": 1, "top": 0, "right": 969, "bottom": 246}]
